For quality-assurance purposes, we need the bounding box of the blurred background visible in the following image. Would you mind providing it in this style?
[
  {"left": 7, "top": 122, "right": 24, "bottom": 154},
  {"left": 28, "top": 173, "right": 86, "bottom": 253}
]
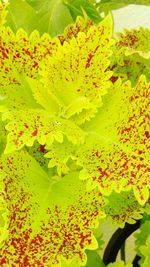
[{"left": 113, "top": 4, "right": 150, "bottom": 32}]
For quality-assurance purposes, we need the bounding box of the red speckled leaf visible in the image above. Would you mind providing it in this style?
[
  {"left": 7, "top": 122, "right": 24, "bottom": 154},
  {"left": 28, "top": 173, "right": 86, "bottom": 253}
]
[
  {"left": 0, "top": 27, "right": 59, "bottom": 111},
  {"left": 0, "top": 150, "right": 105, "bottom": 266},
  {"left": 104, "top": 190, "right": 144, "bottom": 228},
  {"left": 40, "top": 15, "right": 114, "bottom": 124},
  {"left": 116, "top": 28, "right": 150, "bottom": 59},
  {"left": 0, "top": 27, "right": 58, "bottom": 83},
  {"left": 58, "top": 16, "right": 94, "bottom": 44},
  {"left": 4, "top": 109, "right": 85, "bottom": 153},
  {"left": 77, "top": 76, "right": 150, "bottom": 205},
  {"left": 111, "top": 28, "right": 150, "bottom": 86}
]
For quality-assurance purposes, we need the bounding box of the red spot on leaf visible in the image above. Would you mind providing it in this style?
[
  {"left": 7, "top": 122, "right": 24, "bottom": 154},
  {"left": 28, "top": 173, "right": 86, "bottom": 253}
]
[
  {"left": 110, "top": 76, "right": 118, "bottom": 83},
  {"left": 86, "top": 53, "right": 94, "bottom": 68},
  {"left": 38, "top": 145, "right": 46, "bottom": 154},
  {"left": 24, "top": 50, "right": 31, "bottom": 56},
  {"left": 145, "top": 131, "right": 149, "bottom": 138},
  {"left": 24, "top": 123, "right": 29, "bottom": 129},
  {"left": 31, "top": 129, "right": 38, "bottom": 137},
  {"left": 32, "top": 61, "right": 38, "bottom": 68},
  {"left": 54, "top": 231, "right": 59, "bottom": 238}
]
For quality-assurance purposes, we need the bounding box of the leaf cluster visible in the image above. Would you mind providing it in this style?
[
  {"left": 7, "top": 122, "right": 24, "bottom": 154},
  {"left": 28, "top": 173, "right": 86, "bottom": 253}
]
[{"left": 0, "top": 1, "right": 150, "bottom": 266}]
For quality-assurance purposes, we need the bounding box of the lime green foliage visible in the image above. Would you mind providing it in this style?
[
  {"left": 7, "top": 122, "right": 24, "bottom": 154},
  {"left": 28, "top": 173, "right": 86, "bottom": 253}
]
[
  {"left": 140, "top": 235, "right": 150, "bottom": 267},
  {"left": 145, "top": 203, "right": 150, "bottom": 215},
  {"left": 77, "top": 76, "right": 150, "bottom": 205},
  {"left": 0, "top": 1, "right": 8, "bottom": 26},
  {"left": 86, "top": 250, "right": 105, "bottom": 267},
  {"left": 135, "top": 215, "right": 150, "bottom": 264},
  {"left": 85, "top": 229, "right": 104, "bottom": 267},
  {"left": 4, "top": 0, "right": 102, "bottom": 37},
  {"left": 0, "top": 27, "right": 58, "bottom": 83},
  {"left": 116, "top": 28, "right": 150, "bottom": 59},
  {"left": 0, "top": 27, "right": 59, "bottom": 114},
  {"left": 58, "top": 15, "right": 94, "bottom": 44},
  {"left": 111, "top": 28, "right": 150, "bottom": 85},
  {"left": 41, "top": 15, "right": 113, "bottom": 124},
  {"left": 3, "top": 0, "right": 150, "bottom": 38},
  {"left": 0, "top": 173, "right": 8, "bottom": 245},
  {"left": 107, "top": 261, "right": 133, "bottom": 267},
  {"left": 104, "top": 191, "right": 143, "bottom": 227},
  {"left": 0, "top": 151, "right": 105, "bottom": 265},
  {"left": 0, "top": 3, "right": 150, "bottom": 266},
  {"left": 2, "top": 15, "right": 113, "bottom": 155},
  {"left": 5, "top": 0, "right": 73, "bottom": 36},
  {"left": 45, "top": 140, "right": 75, "bottom": 176},
  {"left": 26, "top": 141, "right": 50, "bottom": 173},
  {"left": 4, "top": 109, "right": 85, "bottom": 153}
]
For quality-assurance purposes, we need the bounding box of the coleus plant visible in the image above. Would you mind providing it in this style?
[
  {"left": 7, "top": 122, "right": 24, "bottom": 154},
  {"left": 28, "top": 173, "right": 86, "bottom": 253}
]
[{"left": 0, "top": 0, "right": 150, "bottom": 266}]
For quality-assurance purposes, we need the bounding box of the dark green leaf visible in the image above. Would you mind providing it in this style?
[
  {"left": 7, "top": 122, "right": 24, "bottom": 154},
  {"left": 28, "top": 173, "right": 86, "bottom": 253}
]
[{"left": 65, "top": 0, "right": 102, "bottom": 23}]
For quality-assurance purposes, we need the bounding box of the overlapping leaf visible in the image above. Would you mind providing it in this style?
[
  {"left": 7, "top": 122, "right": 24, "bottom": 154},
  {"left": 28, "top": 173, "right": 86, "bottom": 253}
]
[
  {"left": 0, "top": 150, "right": 106, "bottom": 266},
  {"left": 140, "top": 235, "right": 150, "bottom": 267},
  {"left": 27, "top": 141, "right": 50, "bottom": 172},
  {"left": 116, "top": 28, "right": 150, "bottom": 59},
  {"left": 1, "top": 15, "right": 114, "bottom": 162},
  {"left": 45, "top": 139, "right": 75, "bottom": 176},
  {"left": 104, "top": 190, "right": 144, "bottom": 227},
  {"left": 1, "top": 6, "right": 150, "bottom": 265},
  {"left": 85, "top": 250, "right": 105, "bottom": 267},
  {"left": 135, "top": 215, "right": 150, "bottom": 264},
  {"left": 41, "top": 15, "right": 114, "bottom": 124},
  {"left": 0, "top": 27, "right": 58, "bottom": 82},
  {"left": 0, "top": 26, "right": 59, "bottom": 112},
  {"left": 58, "top": 16, "right": 94, "bottom": 44},
  {"left": 76, "top": 76, "right": 150, "bottom": 205},
  {"left": 5, "top": 0, "right": 73, "bottom": 37},
  {"left": 65, "top": 0, "right": 102, "bottom": 23},
  {"left": 111, "top": 28, "right": 150, "bottom": 85},
  {"left": 4, "top": 109, "right": 85, "bottom": 153}
]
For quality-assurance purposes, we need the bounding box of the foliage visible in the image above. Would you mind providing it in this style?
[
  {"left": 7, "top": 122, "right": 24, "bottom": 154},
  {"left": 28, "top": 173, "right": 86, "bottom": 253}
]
[
  {"left": 107, "top": 261, "right": 133, "bottom": 267},
  {"left": 139, "top": 235, "right": 150, "bottom": 267},
  {"left": 3, "top": 0, "right": 150, "bottom": 36},
  {"left": 0, "top": 0, "right": 150, "bottom": 266},
  {"left": 111, "top": 27, "right": 150, "bottom": 85},
  {"left": 4, "top": 0, "right": 103, "bottom": 36},
  {"left": 93, "top": 0, "right": 150, "bottom": 14},
  {"left": 134, "top": 214, "right": 150, "bottom": 265},
  {"left": 64, "top": 0, "right": 102, "bottom": 23}
]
